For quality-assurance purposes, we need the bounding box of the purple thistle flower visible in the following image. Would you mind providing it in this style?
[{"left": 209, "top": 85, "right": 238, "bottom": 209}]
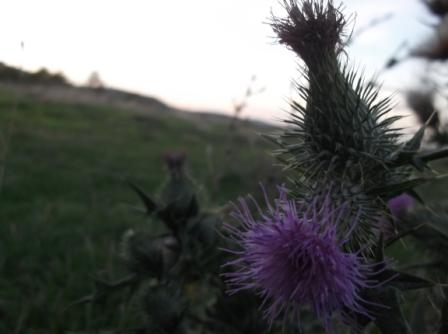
[
  {"left": 223, "top": 188, "right": 379, "bottom": 332},
  {"left": 378, "top": 193, "right": 414, "bottom": 240},
  {"left": 378, "top": 194, "right": 414, "bottom": 238},
  {"left": 387, "top": 193, "right": 413, "bottom": 221}
]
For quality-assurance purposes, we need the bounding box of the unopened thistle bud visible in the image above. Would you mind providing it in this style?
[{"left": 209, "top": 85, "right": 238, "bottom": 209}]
[
  {"left": 270, "top": 1, "right": 413, "bottom": 245},
  {"left": 272, "top": 0, "right": 399, "bottom": 183}
]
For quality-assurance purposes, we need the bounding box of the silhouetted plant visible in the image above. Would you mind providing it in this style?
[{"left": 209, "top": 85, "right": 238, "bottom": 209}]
[{"left": 71, "top": 154, "right": 282, "bottom": 333}]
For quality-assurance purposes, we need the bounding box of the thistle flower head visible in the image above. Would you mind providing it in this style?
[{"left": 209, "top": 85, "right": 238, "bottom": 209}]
[
  {"left": 223, "top": 188, "right": 377, "bottom": 332},
  {"left": 378, "top": 193, "right": 414, "bottom": 239},
  {"left": 272, "top": 0, "right": 348, "bottom": 66}
]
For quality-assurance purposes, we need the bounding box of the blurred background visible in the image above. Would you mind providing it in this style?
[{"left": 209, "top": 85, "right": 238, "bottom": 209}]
[
  {"left": 0, "top": 0, "right": 439, "bottom": 122},
  {"left": 1, "top": 0, "right": 448, "bottom": 333}
]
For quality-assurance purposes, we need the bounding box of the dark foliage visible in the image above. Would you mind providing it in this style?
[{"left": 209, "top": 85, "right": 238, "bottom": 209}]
[{"left": 72, "top": 155, "right": 281, "bottom": 333}]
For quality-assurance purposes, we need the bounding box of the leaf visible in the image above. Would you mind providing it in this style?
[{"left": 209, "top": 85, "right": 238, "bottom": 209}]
[
  {"left": 346, "top": 284, "right": 414, "bottom": 333},
  {"left": 404, "top": 123, "right": 426, "bottom": 152},
  {"left": 410, "top": 156, "right": 427, "bottom": 172},
  {"left": 185, "top": 195, "right": 199, "bottom": 219},
  {"left": 418, "top": 147, "right": 448, "bottom": 165},
  {"left": 387, "top": 113, "right": 442, "bottom": 169},
  {"left": 353, "top": 269, "right": 430, "bottom": 332},
  {"left": 406, "top": 189, "right": 424, "bottom": 205},
  {"left": 440, "top": 290, "right": 448, "bottom": 334},
  {"left": 383, "top": 270, "right": 434, "bottom": 291},
  {"left": 385, "top": 223, "right": 424, "bottom": 247},
  {"left": 128, "top": 181, "right": 158, "bottom": 215},
  {"left": 156, "top": 203, "right": 177, "bottom": 232},
  {"left": 368, "top": 177, "right": 434, "bottom": 197},
  {"left": 374, "top": 234, "right": 385, "bottom": 262},
  {"left": 403, "top": 110, "right": 436, "bottom": 154},
  {"left": 64, "top": 275, "right": 138, "bottom": 312},
  {"left": 387, "top": 130, "right": 426, "bottom": 167},
  {"left": 372, "top": 287, "right": 411, "bottom": 334},
  {"left": 411, "top": 295, "right": 427, "bottom": 334},
  {"left": 427, "top": 219, "right": 448, "bottom": 240}
]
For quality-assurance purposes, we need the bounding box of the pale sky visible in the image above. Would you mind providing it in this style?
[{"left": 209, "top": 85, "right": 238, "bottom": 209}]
[{"left": 0, "top": 0, "right": 436, "bottom": 123}]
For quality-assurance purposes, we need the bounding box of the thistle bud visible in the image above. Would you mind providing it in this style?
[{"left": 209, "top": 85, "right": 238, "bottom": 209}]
[
  {"left": 164, "top": 151, "right": 186, "bottom": 180},
  {"left": 121, "top": 230, "right": 178, "bottom": 277},
  {"left": 269, "top": 1, "right": 416, "bottom": 245},
  {"left": 159, "top": 152, "right": 199, "bottom": 232},
  {"left": 273, "top": 1, "right": 400, "bottom": 187}
]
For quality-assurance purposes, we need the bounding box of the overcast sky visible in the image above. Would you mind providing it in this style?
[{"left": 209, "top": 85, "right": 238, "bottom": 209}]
[{"left": 0, "top": 0, "right": 436, "bottom": 123}]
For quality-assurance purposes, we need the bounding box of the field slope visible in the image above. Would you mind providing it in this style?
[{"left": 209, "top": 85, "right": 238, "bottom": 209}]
[{"left": 0, "top": 83, "right": 281, "bottom": 333}]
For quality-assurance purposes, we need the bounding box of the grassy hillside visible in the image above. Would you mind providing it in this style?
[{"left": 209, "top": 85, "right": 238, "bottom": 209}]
[{"left": 0, "top": 84, "right": 282, "bottom": 333}]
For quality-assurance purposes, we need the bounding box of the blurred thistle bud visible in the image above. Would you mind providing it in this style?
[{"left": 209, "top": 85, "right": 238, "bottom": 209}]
[
  {"left": 409, "top": 16, "right": 448, "bottom": 61},
  {"left": 121, "top": 230, "right": 179, "bottom": 278},
  {"left": 159, "top": 152, "right": 199, "bottom": 232},
  {"left": 188, "top": 215, "right": 220, "bottom": 250},
  {"left": 406, "top": 88, "right": 440, "bottom": 131},
  {"left": 425, "top": 0, "right": 448, "bottom": 17},
  {"left": 183, "top": 214, "right": 221, "bottom": 270},
  {"left": 164, "top": 151, "right": 186, "bottom": 180}
]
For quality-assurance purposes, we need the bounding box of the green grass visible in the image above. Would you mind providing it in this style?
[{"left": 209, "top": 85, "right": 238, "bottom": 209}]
[
  {"left": 3, "top": 85, "right": 447, "bottom": 333},
  {"left": 0, "top": 88, "right": 281, "bottom": 333}
]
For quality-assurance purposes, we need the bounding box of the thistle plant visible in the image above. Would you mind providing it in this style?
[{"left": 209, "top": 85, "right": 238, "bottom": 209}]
[
  {"left": 72, "top": 154, "right": 277, "bottom": 333},
  {"left": 224, "top": 1, "right": 448, "bottom": 333}
]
